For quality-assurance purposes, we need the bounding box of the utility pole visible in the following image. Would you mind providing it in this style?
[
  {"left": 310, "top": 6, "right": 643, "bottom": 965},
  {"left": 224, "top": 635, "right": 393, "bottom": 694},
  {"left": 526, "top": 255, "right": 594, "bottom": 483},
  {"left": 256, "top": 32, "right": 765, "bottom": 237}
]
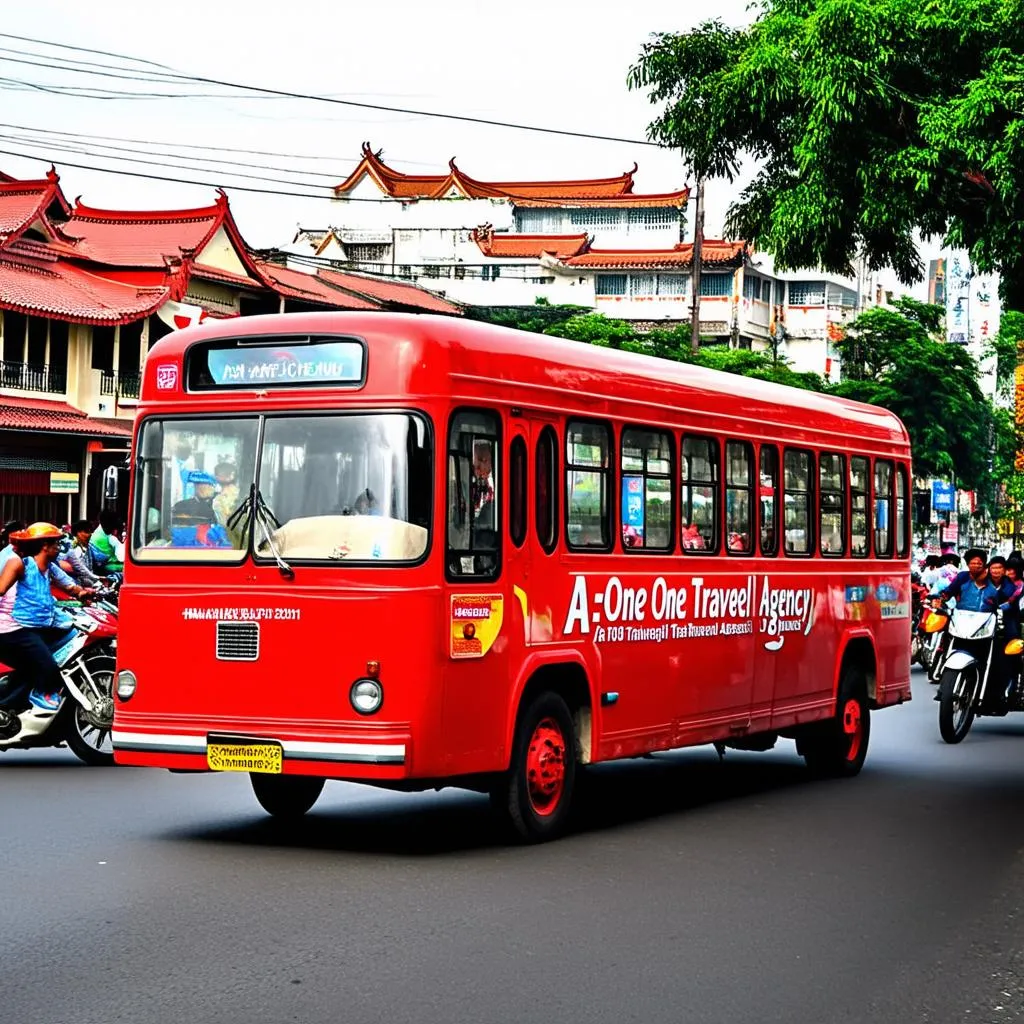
[{"left": 689, "top": 176, "right": 705, "bottom": 354}]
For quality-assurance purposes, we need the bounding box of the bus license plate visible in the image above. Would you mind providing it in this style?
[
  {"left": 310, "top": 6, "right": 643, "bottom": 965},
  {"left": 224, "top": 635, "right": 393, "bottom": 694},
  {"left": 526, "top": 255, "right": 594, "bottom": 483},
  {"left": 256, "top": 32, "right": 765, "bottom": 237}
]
[{"left": 207, "top": 741, "right": 282, "bottom": 774}]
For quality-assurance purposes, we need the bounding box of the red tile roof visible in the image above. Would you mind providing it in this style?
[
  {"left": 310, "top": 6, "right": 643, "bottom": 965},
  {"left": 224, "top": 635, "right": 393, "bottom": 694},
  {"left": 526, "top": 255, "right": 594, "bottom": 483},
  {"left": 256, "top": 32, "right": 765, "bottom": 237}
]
[
  {"left": 0, "top": 171, "right": 73, "bottom": 246},
  {"left": 335, "top": 142, "right": 642, "bottom": 201},
  {"left": 472, "top": 228, "right": 590, "bottom": 260},
  {"left": 0, "top": 247, "right": 176, "bottom": 325},
  {"left": 317, "top": 268, "right": 462, "bottom": 314},
  {"left": 0, "top": 395, "right": 131, "bottom": 437},
  {"left": 253, "top": 261, "right": 380, "bottom": 310},
  {"left": 62, "top": 199, "right": 223, "bottom": 267},
  {"left": 512, "top": 190, "right": 689, "bottom": 209},
  {"left": 564, "top": 239, "right": 748, "bottom": 269}
]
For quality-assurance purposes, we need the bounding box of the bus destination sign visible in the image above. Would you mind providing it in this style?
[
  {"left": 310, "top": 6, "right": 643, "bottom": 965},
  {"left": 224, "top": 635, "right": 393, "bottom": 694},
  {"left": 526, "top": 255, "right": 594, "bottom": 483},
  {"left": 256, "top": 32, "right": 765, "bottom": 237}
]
[{"left": 205, "top": 340, "right": 364, "bottom": 387}]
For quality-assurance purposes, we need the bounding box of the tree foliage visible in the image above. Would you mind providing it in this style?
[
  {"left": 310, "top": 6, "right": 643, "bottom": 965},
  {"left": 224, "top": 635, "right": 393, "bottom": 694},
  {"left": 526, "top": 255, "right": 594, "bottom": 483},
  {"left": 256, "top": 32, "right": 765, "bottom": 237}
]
[
  {"left": 834, "top": 298, "right": 993, "bottom": 489},
  {"left": 628, "top": 1, "right": 1024, "bottom": 304}
]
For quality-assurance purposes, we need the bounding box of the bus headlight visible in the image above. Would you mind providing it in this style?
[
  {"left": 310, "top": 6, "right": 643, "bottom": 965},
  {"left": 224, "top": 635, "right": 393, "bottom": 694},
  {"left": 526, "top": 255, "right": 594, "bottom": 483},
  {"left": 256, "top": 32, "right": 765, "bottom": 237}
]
[
  {"left": 115, "top": 670, "right": 138, "bottom": 701},
  {"left": 350, "top": 678, "right": 383, "bottom": 715}
]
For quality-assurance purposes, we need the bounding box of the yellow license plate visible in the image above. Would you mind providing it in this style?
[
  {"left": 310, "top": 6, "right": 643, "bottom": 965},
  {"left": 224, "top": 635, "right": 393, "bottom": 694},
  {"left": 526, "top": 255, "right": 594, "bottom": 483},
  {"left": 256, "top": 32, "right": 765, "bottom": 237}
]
[{"left": 207, "top": 742, "right": 282, "bottom": 774}]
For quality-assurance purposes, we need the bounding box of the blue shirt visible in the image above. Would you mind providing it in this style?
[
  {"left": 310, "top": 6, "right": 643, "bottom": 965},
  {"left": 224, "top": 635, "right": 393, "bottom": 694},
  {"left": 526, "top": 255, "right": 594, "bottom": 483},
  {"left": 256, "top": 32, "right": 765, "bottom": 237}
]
[
  {"left": 3, "top": 549, "right": 77, "bottom": 629},
  {"left": 941, "top": 571, "right": 1003, "bottom": 613}
]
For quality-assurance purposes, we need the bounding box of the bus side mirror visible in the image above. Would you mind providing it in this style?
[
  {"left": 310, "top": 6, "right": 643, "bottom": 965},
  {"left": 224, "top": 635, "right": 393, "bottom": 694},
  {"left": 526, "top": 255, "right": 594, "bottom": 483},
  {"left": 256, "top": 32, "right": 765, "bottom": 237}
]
[{"left": 103, "top": 466, "right": 119, "bottom": 501}]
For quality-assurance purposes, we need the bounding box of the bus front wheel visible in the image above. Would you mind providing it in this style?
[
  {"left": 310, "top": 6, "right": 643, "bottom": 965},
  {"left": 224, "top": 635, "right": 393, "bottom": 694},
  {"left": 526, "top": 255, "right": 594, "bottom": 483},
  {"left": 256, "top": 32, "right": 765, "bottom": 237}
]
[
  {"left": 250, "top": 773, "right": 325, "bottom": 819},
  {"left": 492, "top": 691, "right": 577, "bottom": 843}
]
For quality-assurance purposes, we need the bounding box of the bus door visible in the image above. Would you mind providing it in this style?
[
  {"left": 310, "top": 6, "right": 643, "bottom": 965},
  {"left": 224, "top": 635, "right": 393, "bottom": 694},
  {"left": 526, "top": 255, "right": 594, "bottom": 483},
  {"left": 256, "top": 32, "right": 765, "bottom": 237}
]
[{"left": 442, "top": 408, "right": 513, "bottom": 771}]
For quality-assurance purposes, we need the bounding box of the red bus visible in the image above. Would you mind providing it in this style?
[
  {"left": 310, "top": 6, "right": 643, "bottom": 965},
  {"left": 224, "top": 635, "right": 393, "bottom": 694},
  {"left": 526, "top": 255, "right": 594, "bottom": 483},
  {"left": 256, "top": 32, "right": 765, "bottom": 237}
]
[{"left": 112, "top": 312, "right": 912, "bottom": 841}]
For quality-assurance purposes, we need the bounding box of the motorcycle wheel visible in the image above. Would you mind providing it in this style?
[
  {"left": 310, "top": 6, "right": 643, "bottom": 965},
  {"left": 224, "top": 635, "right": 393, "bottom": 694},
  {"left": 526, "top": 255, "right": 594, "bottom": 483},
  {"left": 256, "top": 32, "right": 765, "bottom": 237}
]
[
  {"left": 63, "top": 647, "right": 116, "bottom": 767},
  {"left": 938, "top": 666, "right": 976, "bottom": 744}
]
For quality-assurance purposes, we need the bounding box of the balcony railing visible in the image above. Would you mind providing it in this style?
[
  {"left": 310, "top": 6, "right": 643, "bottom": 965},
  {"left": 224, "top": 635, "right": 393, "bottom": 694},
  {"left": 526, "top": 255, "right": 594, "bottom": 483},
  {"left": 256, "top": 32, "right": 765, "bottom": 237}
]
[
  {"left": 99, "top": 371, "right": 141, "bottom": 400},
  {"left": 0, "top": 361, "right": 66, "bottom": 394}
]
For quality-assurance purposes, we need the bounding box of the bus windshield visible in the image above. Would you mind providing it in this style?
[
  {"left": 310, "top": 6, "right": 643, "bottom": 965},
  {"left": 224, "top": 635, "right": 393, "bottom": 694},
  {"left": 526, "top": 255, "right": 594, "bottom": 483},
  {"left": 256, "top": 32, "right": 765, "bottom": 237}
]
[{"left": 133, "top": 413, "right": 432, "bottom": 564}]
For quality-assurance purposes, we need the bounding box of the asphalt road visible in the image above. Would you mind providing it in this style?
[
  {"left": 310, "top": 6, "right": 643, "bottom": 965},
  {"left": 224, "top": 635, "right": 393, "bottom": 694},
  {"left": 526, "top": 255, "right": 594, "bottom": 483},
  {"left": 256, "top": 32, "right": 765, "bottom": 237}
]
[{"left": 4, "top": 669, "right": 1024, "bottom": 1024}]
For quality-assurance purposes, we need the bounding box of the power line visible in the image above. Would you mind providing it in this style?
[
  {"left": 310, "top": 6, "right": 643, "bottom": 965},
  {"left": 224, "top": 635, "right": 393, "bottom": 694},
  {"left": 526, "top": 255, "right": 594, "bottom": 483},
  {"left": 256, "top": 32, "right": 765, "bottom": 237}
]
[
  {"left": 0, "top": 122, "right": 439, "bottom": 168},
  {"left": 0, "top": 127, "right": 348, "bottom": 179},
  {"left": 0, "top": 133, "right": 340, "bottom": 190},
  {"left": 0, "top": 32, "right": 175, "bottom": 70},
  {"left": 0, "top": 144, "right": 382, "bottom": 201},
  {"left": 1, "top": 37, "right": 662, "bottom": 148}
]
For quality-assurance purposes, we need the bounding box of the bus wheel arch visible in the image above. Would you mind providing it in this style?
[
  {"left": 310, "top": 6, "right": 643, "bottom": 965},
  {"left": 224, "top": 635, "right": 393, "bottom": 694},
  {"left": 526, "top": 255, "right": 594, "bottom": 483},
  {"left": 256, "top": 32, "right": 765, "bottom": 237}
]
[
  {"left": 507, "top": 658, "right": 593, "bottom": 768},
  {"left": 835, "top": 635, "right": 877, "bottom": 707}
]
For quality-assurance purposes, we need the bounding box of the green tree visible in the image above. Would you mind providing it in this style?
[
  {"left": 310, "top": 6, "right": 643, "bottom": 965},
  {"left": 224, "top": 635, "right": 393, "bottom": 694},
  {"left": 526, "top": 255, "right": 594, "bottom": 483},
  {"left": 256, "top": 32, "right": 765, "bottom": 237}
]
[
  {"left": 834, "top": 298, "right": 993, "bottom": 490},
  {"left": 628, "top": 1, "right": 1024, "bottom": 305}
]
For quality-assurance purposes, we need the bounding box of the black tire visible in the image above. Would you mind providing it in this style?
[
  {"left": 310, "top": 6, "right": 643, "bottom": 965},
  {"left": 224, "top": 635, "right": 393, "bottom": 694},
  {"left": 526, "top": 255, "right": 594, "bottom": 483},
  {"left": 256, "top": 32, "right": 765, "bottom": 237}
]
[
  {"left": 63, "top": 648, "right": 116, "bottom": 767},
  {"left": 800, "top": 666, "right": 871, "bottom": 777},
  {"left": 250, "top": 773, "right": 325, "bottom": 819},
  {"left": 938, "top": 666, "right": 976, "bottom": 744},
  {"left": 491, "top": 691, "right": 576, "bottom": 843}
]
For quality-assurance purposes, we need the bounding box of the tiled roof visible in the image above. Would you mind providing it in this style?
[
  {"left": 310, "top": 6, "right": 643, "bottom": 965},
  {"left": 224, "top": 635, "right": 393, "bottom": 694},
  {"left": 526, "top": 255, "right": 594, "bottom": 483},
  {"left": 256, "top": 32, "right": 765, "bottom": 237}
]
[
  {"left": 192, "top": 262, "right": 262, "bottom": 288},
  {"left": 253, "top": 261, "right": 380, "bottom": 310},
  {"left": 0, "top": 248, "right": 174, "bottom": 325},
  {"left": 0, "top": 172, "right": 72, "bottom": 246},
  {"left": 472, "top": 229, "right": 590, "bottom": 260},
  {"left": 335, "top": 142, "right": 640, "bottom": 201},
  {"left": 564, "top": 239, "right": 748, "bottom": 270},
  {"left": 0, "top": 395, "right": 132, "bottom": 437},
  {"left": 62, "top": 198, "right": 225, "bottom": 267},
  {"left": 512, "top": 190, "right": 689, "bottom": 209},
  {"left": 317, "top": 268, "right": 462, "bottom": 314}
]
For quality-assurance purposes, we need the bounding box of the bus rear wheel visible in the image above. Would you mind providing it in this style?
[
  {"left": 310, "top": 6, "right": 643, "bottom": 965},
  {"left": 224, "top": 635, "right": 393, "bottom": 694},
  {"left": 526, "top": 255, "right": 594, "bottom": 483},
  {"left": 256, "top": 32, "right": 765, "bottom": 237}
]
[
  {"left": 492, "top": 691, "right": 576, "bottom": 843},
  {"left": 250, "top": 773, "right": 325, "bottom": 819},
  {"left": 800, "top": 666, "right": 870, "bottom": 778}
]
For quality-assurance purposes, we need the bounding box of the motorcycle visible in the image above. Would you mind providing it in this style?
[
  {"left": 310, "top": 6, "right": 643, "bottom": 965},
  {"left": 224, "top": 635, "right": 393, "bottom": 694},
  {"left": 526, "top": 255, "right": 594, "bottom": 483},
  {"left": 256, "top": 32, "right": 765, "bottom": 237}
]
[
  {"left": 0, "top": 593, "right": 118, "bottom": 765},
  {"left": 936, "top": 607, "right": 1024, "bottom": 744},
  {"left": 910, "top": 576, "right": 930, "bottom": 665},
  {"left": 918, "top": 602, "right": 952, "bottom": 679}
]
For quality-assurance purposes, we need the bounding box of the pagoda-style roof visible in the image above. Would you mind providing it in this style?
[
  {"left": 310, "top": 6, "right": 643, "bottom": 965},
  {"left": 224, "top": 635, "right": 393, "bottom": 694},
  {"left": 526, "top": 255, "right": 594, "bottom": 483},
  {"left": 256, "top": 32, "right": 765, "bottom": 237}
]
[
  {"left": 0, "top": 240, "right": 186, "bottom": 326},
  {"left": 317, "top": 268, "right": 462, "bottom": 314},
  {"left": 334, "top": 142, "right": 682, "bottom": 203},
  {"left": 562, "top": 239, "right": 748, "bottom": 270},
  {"left": 472, "top": 226, "right": 590, "bottom": 260},
  {"left": 0, "top": 169, "right": 73, "bottom": 247},
  {"left": 253, "top": 260, "right": 380, "bottom": 310}
]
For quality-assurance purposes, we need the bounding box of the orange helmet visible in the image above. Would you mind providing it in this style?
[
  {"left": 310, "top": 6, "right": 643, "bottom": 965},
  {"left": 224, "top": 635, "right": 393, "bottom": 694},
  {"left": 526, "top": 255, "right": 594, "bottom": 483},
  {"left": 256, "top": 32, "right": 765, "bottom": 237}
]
[{"left": 10, "top": 522, "right": 64, "bottom": 542}]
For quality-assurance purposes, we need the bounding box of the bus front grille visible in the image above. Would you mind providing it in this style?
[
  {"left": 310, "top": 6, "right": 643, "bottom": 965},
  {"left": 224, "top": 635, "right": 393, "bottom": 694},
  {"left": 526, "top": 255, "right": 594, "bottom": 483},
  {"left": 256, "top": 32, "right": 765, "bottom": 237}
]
[{"left": 215, "top": 621, "right": 260, "bottom": 661}]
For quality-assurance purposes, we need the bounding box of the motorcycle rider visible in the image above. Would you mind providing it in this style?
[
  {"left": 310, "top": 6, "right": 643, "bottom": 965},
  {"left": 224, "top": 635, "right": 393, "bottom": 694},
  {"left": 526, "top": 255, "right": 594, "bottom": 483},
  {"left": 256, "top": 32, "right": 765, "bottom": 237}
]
[
  {"left": 62, "top": 519, "right": 108, "bottom": 589},
  {"left": 931, "top": 548, "right": 1001, "bottom": 611},
  {"left": 0, "top": 523, "right": 94, "bottom": 735}
]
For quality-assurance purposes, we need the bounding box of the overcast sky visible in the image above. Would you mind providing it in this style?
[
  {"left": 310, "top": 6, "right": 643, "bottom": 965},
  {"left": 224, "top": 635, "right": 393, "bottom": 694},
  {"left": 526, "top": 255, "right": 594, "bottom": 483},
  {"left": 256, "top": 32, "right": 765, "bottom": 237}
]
[{"left": 1, "top": 0, "right": 760, "bottom": 248}]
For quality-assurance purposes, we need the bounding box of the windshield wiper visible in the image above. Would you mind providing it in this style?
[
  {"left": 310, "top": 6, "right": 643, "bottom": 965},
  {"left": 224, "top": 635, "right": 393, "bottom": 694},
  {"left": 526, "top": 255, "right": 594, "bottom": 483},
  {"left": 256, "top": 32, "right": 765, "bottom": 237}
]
[
  {"left": 254, "top": 489, "right": 294, "bottom": 580},
  {"left": 231, "top": 484, "right": 294, "bottom": 579}
]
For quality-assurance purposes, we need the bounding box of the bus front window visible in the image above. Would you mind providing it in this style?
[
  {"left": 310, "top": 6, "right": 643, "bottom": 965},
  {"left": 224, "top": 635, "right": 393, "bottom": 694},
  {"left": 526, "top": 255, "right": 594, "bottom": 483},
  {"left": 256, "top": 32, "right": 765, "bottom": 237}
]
[
  {"left": 255, "top": 413, "right": 431, "bottom": 563},
  {"left": 133, "top": 417, "right": 259, "bottom": 561}
]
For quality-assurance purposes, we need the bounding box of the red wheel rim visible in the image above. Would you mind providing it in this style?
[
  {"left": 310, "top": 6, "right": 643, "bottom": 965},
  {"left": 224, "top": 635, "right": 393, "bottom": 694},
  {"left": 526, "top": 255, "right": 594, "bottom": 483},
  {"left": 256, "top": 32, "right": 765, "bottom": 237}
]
[
  {"left": 525, "top": 716, "right": 566, "bottom": 817},
  {"left": 842, "top": 698, "right": 863, "bottom": 762}
]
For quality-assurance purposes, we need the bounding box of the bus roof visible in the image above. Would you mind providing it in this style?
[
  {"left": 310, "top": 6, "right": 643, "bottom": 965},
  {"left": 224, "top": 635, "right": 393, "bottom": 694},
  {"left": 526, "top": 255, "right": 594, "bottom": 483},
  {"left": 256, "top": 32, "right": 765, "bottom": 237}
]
[{"left": 141, "top": 311, "right": 910, "bottom": 452}]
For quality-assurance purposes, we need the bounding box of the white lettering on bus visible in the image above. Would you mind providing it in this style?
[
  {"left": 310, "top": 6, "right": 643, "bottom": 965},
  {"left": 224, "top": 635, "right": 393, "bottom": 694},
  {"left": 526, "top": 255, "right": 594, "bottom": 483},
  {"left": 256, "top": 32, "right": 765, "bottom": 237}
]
[{"left": 562, "top": 574, "right": 815, "bottom": 651}]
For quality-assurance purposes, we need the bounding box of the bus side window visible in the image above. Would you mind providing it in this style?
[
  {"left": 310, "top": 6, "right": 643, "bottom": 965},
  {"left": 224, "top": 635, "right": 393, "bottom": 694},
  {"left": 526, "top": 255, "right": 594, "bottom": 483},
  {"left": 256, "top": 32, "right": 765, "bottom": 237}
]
[
  {"left": 874, "top": 459, "right": 893, "bottom": 557},
  {"left": 759, "top": 444, "right": 779, "bottom": 556},
  {"left": 509, "top": 436, "right": 527, "bottom": 549},
  {"left": 565, "top": 420, "right": 612, "bottom": 550},
  {"left": 725, "top": 440, "right": 754, "bottom": 555},
  {"left": 620, "top": 426, "right": 673, "bottom": 552},
  {"left": 895, "top": 464, "right": 909, "bottom": 558},
  {"left": 681, "top": 435, "right": 719, "bottom": 552},
  {"left": 783, "top": 449, "right": 814, "bottom": 555},
  {"left": 850, "top": 456, "right": 870, "bottom": 557},
  {"left": 535, "top": 426, "right": 558, "bottom": 554},
  {"left": 447, "top": 409, "right": 500, "bottom": 579},
  {"left": 819, "top": 452, "right": 846, "bottom": 557}
]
